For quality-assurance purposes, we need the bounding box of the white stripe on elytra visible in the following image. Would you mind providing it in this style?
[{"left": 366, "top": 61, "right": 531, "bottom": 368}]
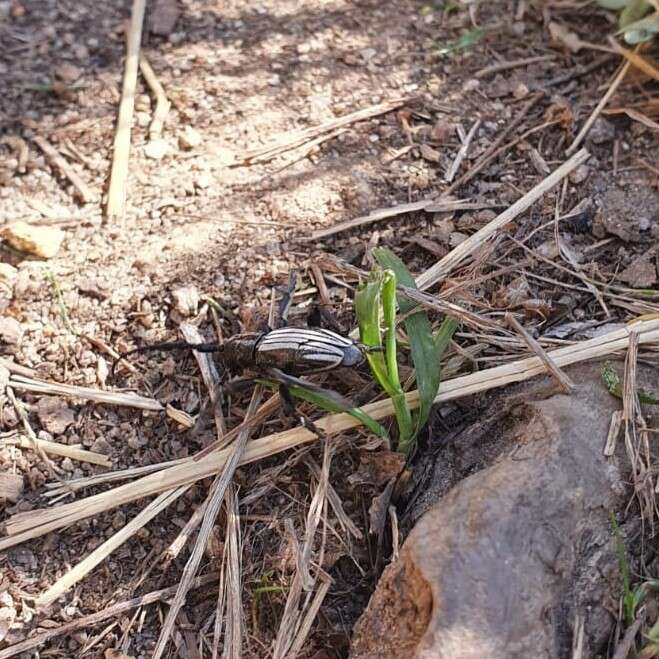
[
  {"left": 259, "top": 341, "right": 344, "bottom": 357},
  {"left": 266, "top": 328, "right": 353, "bottom": 346}
]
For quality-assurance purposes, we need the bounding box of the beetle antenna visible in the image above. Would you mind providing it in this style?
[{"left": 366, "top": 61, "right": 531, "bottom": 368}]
[
  {"left": 362, "top": 344, "right": 384, "bottom": 354},
  {"left": 112, "top": 340, "right": 223, "bottom": 378}
]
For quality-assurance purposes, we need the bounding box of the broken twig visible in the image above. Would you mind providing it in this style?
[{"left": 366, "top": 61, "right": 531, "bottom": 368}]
[{"left": 33, "top": 136, "right": 94, "bottom": 203}]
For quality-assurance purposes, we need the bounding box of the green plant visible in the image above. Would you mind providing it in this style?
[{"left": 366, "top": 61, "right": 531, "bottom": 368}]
[
  {"left": 275, "top": 380, "right": 389, "bottom": 439},
  {"left": 354, "top": 248, "right": 457, "bottom": 454},
  {"left": 436, "top": 27, "right": 487, "bottom": 56},
  {"left": 595, "top": 0, "right": 659, "bottom": 43}
]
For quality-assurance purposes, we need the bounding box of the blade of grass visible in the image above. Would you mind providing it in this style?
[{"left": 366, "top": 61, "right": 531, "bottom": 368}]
[
  {"left": 259, "top": 379, "right": 389, "bottom": 439},
  {"left": 381, "top": 269, "right": 414, "bottom": 448},
  {"left": 355, "top": 273, "right": 393, "bottom": 395}
]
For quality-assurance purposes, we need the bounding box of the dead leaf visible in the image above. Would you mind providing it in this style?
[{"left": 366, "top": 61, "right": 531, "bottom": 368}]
[
  {"left": 430, "top": 119, "right": 454, "bottom": 143},
  {"left": 105, "top": 650, "right": 135, "bottom": 659},
  {"left": 419, "top": 144, "right": 441, "bottom": 163},
  {"left": 368, "top": 479, "right": 395, "bottom": 537},
  {"left": 548, "top": 21, "right": 583, "bottom": 53},
  {"left": 348, "top": 451, "right": 405, "bottom": 488},
  {"left": 494, "top": 274, "right": 530, "bottom": 308}
]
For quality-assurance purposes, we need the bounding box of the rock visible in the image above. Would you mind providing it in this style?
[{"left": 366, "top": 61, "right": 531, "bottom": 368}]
[
  {"left": 0, "top": 263, "right": 18, "bottom": 289},
  {"left": 144, "top": 138, "right": 170, "bottom": 160},
  {"left": 588, "top": 117, "right": 615, "bottom": 144},
  {"left": 78, "top": 276, "right": 111, "bottom": 300},
  {"left": 419, "top": 144, "right": 440, "bottom": 163},
  {"left": 351, "top": 362, "right": 656, "bottom": 659},
  {"left": 512, "top": 82, "right": 529, "bottom": 99},
  {"left": 594, "top": 184, "right": 659, "bottom": 243},
  {"left": 148, "top": 0, "right": 180, "bottom": 36},
  {"left": 569, "top": 164, "right": 589, "bottom": 184},
  {"left": 194, "top": 173, "right": 212, "bottom": 190},
  {"left": 179, "top": 126, "right": 202, "bottom": 150},
  {"left": 0, "top": 222, "right": 64, "bottom": 258},
  {"left": 90, "top": 436, "right": 113, "bottom": 455},
  {"left": 0, "top": 472, "right": 24, "bottom": 503},
  {"left": 171, "top": 285, "right": 199, "bottom": 316},
  {"left": 618, "top": 251, "right": 657, "bottom": 288},
  {"left": 0, "top": 590, "right": 16, "bottom": 643},
  {"left": 36, "top": 397, "right": 75, "bottom": 434},
  {"left": 0, "top": 317, "right": 23, "bottom": 345},
  {"left": 54, "top": 62, "right": 82, "bottom": 84},
  {"left": 448, "top": 231, "right": 468, "bottom": 247},
  {"left": 431, "top": 218, "right": 455, "bottom": 244}
]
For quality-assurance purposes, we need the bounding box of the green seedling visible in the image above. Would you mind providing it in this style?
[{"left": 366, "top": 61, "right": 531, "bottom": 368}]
[
  {"left": 437, "top": 27, "right": 486, "bottom": 56},
  {"left": 355, "top": 248, "right": 457, "bottom": 454}
]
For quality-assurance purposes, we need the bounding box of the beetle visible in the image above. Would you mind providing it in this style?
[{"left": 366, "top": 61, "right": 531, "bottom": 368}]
[
  {"left": 113, "top": 325, "right": 375, "bottom": 436},
  {"left": 115, "top": 326, "right": 367, "bottom": 377}
]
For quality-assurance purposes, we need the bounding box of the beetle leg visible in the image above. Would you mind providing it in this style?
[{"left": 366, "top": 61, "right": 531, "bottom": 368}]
[
  {"left": 278, "top": 383, "right": 326, "bottom": 439},
  {"left": 306, "top": 303, "right": 345, "bottom": 333},
  {"left": 275, "top": 269, "right": 298, "bottom": 328}
]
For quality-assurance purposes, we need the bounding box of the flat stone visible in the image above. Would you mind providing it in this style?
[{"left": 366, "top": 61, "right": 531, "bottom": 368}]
[
  {"left": 36, "top": 397, "right": 75, "bottom": 434},
  {"left": 1, "top": 222, "right": 64, "bottom": 258},
  {"left": 0, "top": 317, "right": 23, "bottom": 345}
]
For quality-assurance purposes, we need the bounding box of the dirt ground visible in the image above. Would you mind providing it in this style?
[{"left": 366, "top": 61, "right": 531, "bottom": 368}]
[{"left": 1, "top": 0, "right": 658, "bottom": 657}]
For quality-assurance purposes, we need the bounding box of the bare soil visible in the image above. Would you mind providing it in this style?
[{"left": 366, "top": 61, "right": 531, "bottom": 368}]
[{"left": 0, "top": 0, "right": 657, "bottom": 657}]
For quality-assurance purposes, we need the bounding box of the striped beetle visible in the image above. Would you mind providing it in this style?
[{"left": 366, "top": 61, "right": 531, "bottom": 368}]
[
  {"left": 114, "top": 326, "right": 371, "bottom": 433},
  {"left": 116, "top": 326, "right": 366, "bottom": 377}
]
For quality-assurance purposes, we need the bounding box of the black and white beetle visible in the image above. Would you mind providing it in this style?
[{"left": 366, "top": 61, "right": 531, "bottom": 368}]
[
  {"left": 113, "top": 271, "right": 375, "bottom": 434},
  {"left": 113, "top": 324, "right": 374, "bottom": 435},
  {"left": 115, "top": 326, "right": 367, "bottom": 377}
]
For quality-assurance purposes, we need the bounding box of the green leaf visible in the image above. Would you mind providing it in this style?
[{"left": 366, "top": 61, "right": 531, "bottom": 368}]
[
  {"left": 602, "top": 362, "right": 659, "bottom": 405},
  {"left": 617, "top": 9, "right": 659, "bottom": 38},
  {"left": 436, "top": 27, "right": 486, "bottom": 56},
  {"left": 373, "top": 249, "right": 438, "bottom": 437},
  {"left": 380, "top": 268, "right": 414, "bottom": 449},
  {"left": 595, "top": 0, "right": 633, "bottom": 8},
  {"left": 258, "top": 378, "right": 389, "bottom": 439},
  {"left": 287, "top": 383, "right": 390, "bottom": 439},
  {"left": 355, "top": 271, "right": 394, "bottom": 396},
  {"left": 619, "top": 0, "right": 653, "bottom": 27}
]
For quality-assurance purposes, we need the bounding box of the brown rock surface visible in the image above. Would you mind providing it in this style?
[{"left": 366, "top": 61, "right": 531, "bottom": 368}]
[{"left": 351, "top": 363, "right": 659, "bottom": 659}]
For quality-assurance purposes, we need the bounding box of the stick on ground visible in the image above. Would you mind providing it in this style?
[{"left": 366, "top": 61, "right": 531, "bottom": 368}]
[
  {"left": 8, "top": 374, "right": 162, "bottom": 411},
  {"left": 105, "top": 0, "right": 147, "bottom": 223},
  {"left": 506, "top": 312, "right": 574, "bottom": 393},
  {"left": 35, "top": 486, "right": 188, "bottom": 607},
  {"left": 139, "top": 55, "right": 171, "bottom": 140},
  {"left": 33, "top": 136, "right": 94, "bottom": 203},
  {"left": 0, "top": 575, "right": 218, "bottom": 659},
  {"left": 566, "top": 57, "right": 631, "bottom": 156},
  {"left": 415, "top": 148, "right": 590, "bottom": 290},
  {"left": 240, "top": 97, "right": 411, "bottom": 164},
  {"left": 11, "top": 435, "right": 112, "bottom": 467}
]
